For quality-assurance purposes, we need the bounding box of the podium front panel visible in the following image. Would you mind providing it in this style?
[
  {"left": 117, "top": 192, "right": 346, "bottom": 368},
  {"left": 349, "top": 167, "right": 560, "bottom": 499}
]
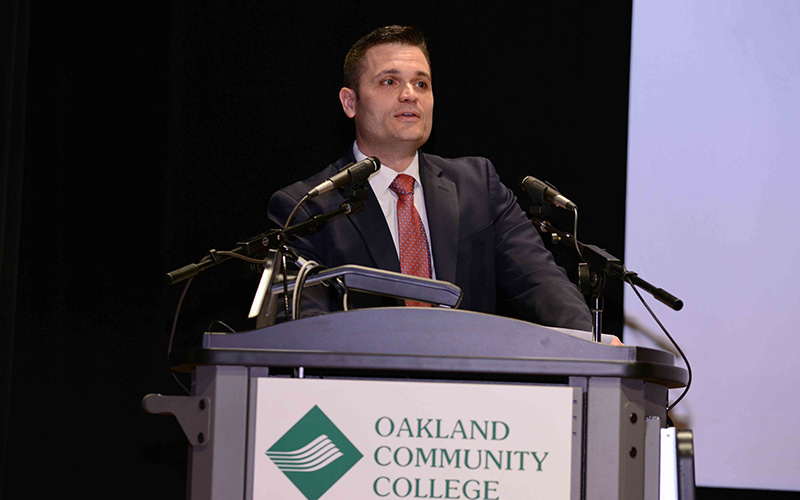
[{"left": 246, "top": 377, "right": 582, "bottom": 500}]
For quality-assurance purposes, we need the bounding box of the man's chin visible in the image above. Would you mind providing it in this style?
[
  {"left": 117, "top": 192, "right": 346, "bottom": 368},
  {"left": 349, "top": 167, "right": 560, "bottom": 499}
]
[
  {"left": 359, "top": 131, "right": 430, "bottom": 157},
  {"left": 394, "top": 129, "right": 431, "bottom": 148}
]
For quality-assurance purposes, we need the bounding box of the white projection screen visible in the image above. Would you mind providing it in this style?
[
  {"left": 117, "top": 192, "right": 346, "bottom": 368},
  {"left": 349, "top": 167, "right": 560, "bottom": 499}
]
[{"left": 624, "top": 0, "right": 800, "bottom": 491}]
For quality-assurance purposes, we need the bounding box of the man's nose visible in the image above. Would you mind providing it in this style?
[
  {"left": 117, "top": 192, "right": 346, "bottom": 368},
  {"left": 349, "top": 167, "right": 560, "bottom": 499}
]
[{"left": 399, "top": 83, "right": 418, "bottom": 102}]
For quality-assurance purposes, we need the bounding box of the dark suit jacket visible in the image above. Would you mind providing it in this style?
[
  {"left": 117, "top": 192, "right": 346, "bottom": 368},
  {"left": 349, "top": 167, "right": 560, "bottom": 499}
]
[{"left": 267, "top": 150, "right": 593, "bottom": 331}]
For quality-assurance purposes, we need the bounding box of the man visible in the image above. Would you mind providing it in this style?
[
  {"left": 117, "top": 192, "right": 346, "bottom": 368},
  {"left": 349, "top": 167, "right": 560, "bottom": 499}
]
[{"left": 267, "top": 25, "right": 592, "bottom": 331}]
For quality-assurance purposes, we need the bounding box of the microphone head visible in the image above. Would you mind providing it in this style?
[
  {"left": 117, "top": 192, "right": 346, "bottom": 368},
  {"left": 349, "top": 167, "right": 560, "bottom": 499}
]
[
  {"left": 364, "top": 156, "right": 381, "bottom": 173},
  {"left": 520, "top": 175, "right": 576, "bottom": 210},
  {"left": 520, "top": 175, "right": 547, "bottom": 202},
  {"left": 349, "top": 156, "right": 381, "bottom": 183}
]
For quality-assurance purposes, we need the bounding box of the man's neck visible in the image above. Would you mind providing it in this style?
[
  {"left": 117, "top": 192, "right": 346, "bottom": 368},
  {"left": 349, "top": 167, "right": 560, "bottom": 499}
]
[{"left": 354, "top": 141, "right": 418, "bottom": 173}]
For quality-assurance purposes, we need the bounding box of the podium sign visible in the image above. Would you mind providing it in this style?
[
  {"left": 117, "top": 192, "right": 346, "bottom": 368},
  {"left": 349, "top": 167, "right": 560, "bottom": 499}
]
[{"left": 250, "top": 378, "right": 580, "bottom": 500}]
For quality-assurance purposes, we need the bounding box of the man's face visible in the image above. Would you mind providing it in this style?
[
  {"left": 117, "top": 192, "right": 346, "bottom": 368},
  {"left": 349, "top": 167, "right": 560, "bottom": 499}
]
[{"left": 340, "top": 43, "right": 434, "bottom": 156}]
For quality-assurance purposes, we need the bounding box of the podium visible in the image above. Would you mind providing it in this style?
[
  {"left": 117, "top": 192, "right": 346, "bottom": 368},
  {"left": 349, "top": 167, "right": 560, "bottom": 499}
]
[{"left": 144, "top": 308, "right": 689, "bottom": 500}]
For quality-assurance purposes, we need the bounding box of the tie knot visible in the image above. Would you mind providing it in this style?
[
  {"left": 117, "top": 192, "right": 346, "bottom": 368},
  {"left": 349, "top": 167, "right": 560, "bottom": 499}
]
[{"left": 389, "top": 174, "right": 416, "bottom": 197}]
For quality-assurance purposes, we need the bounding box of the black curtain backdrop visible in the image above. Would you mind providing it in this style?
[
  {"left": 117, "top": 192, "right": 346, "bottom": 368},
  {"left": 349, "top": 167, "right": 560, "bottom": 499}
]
[{"left": 3, "top": 2, "right": 633, "bottom": 497}]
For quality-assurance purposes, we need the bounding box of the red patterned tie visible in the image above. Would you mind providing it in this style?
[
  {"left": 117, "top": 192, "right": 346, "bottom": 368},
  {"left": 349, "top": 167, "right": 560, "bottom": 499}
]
[{"left": 388, "top": 174, "right": 432, "bottom": 307}]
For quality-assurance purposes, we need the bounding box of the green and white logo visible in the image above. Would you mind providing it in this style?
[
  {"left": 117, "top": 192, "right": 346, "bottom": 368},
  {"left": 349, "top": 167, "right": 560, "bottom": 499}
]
[{"left": 266, "top": 405, "right": 363, "bottom": 500}]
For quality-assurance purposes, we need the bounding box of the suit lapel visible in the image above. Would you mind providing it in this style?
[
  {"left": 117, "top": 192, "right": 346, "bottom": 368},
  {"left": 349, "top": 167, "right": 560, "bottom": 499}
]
[
  {"left": 420, "top": 153, "right": 459, "bottom": 284},
  {"left": 346, "top": 180, "right": 402, "bottom": 273}
]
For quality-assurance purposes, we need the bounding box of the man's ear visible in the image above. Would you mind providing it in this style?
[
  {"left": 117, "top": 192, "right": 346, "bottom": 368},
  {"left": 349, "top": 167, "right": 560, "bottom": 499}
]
[{"left": 339, "top": 87, "right": 357, "bottom": 118}]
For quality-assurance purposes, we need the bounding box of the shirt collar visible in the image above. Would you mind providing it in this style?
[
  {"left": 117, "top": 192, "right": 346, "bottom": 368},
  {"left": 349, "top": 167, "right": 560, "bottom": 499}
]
[{"left": 353, "top": 142, "right": 422, "bottom": 195}]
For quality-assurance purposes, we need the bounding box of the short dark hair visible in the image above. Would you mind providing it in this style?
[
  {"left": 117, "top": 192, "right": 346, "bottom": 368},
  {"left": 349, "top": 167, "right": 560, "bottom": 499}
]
[{"left": 343, "top": 25, "right": 431, "bottom": 93}]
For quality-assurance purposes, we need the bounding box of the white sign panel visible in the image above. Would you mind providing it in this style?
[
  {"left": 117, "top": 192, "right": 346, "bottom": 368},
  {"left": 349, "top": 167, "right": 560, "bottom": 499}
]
[{"left": 250, "top": 378, "right": 577, "bottom": 500}]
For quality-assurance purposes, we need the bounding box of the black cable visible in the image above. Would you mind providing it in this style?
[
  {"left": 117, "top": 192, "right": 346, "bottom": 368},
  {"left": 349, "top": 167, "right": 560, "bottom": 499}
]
[
  {"left": 167, "top": 276, "right": 194, "bottom": 395},
  {"left": 624, "top": 273, "right": 693, "bottom": 413},
  {"left": 280, "top": 195, "right": 310, "bottom": 319},
  {"left": 166, "top": 250, "right": 275, "bottom": 393},
  {"left": 291, "top": 259, "right": 321, "bottom": 320},
  {"left": 281, "top": 250, "right": 290, "bottom": 320},
  {"left": 572, "top": 206, "right": 586, "bottom": 262},
  {"left": 284, "top": 194, "right": 309, "bottom": 229}
]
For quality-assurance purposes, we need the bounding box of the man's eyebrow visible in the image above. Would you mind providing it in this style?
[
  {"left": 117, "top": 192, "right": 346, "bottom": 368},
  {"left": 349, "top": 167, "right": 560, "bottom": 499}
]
[{"left": 374, "top": 68, "right": 432, "bottom": 79}]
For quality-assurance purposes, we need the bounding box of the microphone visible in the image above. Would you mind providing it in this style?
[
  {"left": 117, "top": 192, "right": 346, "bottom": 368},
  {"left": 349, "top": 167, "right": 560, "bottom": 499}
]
[
  {"left": 520, "top": 175, "right": 577, "bottom": 210},
  {"left": 307, "top": 156, "right": 381, "bottom": 199}
]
